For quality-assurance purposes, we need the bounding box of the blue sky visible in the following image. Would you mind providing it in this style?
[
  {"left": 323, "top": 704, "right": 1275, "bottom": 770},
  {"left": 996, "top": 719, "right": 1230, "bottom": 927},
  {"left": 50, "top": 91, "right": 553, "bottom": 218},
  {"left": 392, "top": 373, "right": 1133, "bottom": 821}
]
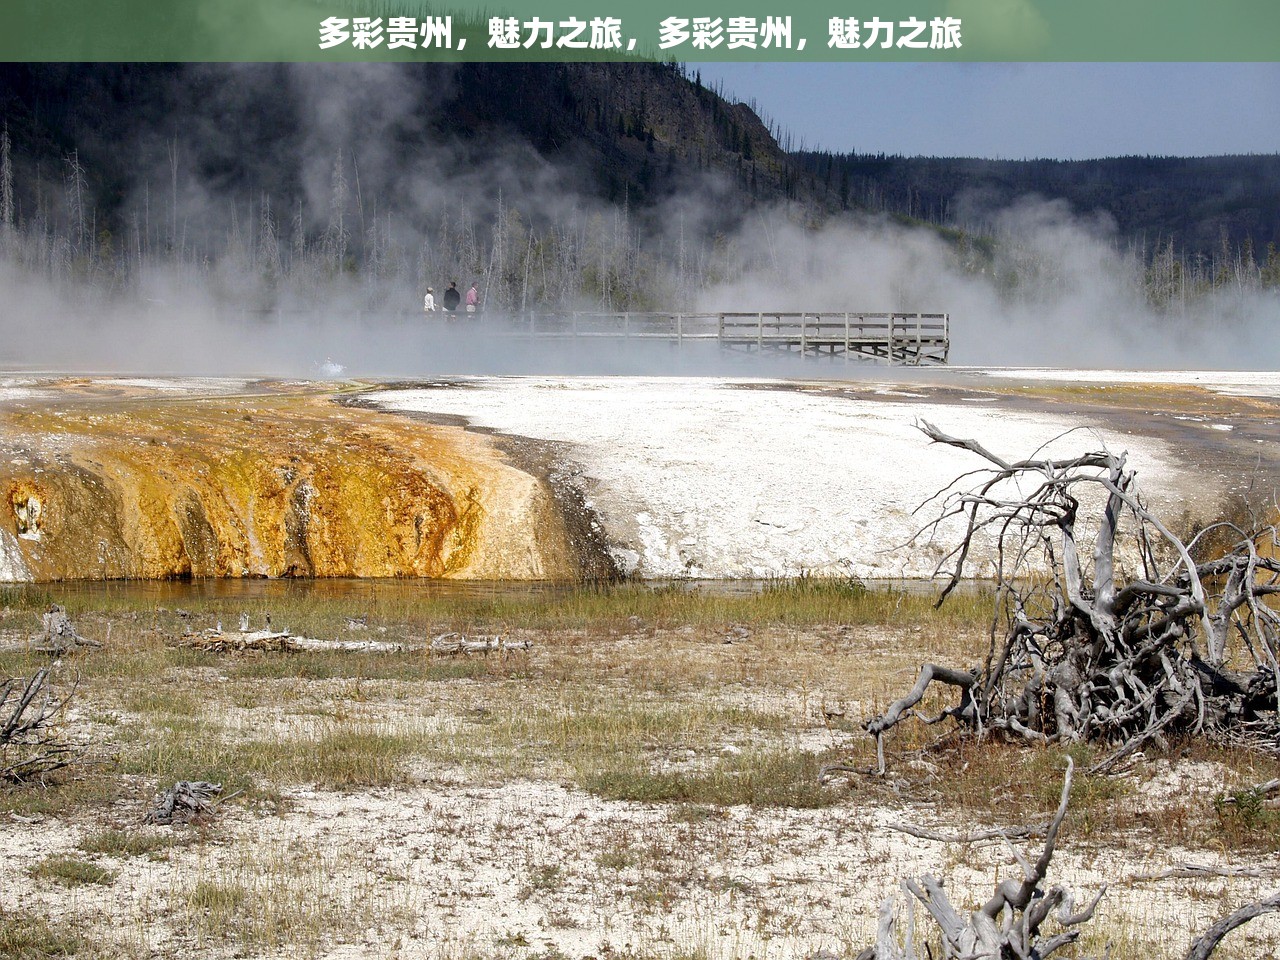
[{"left": 694, "top": 63, "right": 1280, "bottom": 160}]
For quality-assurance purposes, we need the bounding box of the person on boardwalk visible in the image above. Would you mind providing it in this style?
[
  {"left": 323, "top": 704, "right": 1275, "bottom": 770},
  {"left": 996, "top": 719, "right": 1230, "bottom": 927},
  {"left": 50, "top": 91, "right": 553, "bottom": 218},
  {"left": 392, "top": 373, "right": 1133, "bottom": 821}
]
[
  {"left": 423, "top": 287, "right": 436, "bottom": 314},
  {"left": 442, "top": 281, "right": 461, "bottom": 314},
  {"left": 465, "top": 282, "right": 479, "bottom": 315}
]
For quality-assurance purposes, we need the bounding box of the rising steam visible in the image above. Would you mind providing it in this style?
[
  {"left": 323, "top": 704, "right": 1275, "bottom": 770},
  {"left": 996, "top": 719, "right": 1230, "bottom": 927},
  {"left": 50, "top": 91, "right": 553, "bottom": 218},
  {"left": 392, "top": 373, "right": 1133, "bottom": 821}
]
[{"left": 1, "top": 64, "right": 1276, "bottom": 376}]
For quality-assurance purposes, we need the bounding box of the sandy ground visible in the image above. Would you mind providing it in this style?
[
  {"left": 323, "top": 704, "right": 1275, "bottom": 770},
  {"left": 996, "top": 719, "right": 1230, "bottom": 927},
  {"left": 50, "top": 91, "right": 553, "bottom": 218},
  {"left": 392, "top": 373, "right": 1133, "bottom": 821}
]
[
  {"left": 366, "top": 377, "right": 1222, "bottom": 579},
  {"left": 4, "top": 699, "right": 1278, "bottom": 960},
  {"left": 7, "top": 779, "right": 1276, "bottom": 960}
]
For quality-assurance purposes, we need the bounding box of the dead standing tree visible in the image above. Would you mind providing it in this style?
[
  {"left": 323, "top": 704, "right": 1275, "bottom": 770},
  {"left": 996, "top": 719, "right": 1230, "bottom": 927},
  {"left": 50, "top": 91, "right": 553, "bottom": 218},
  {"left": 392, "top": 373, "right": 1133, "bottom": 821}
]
[{"left": 867, "top": 422, "right": 1280, "bottom": 773}]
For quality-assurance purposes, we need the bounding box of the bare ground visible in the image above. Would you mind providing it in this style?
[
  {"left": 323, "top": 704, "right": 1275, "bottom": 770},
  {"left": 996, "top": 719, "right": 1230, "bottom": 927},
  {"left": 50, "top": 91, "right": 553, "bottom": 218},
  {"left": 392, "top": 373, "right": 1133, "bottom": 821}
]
[{"left": 3, "top": 609, "right": 1278, "bottom": 960}]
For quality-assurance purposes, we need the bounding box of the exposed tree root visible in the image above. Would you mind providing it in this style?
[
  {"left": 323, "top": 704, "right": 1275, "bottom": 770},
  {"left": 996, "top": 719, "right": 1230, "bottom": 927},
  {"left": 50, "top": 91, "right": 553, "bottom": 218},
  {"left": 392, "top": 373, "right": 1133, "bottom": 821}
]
[{"left": 866, "top": 422, "right": 1279, "bottom": 768}]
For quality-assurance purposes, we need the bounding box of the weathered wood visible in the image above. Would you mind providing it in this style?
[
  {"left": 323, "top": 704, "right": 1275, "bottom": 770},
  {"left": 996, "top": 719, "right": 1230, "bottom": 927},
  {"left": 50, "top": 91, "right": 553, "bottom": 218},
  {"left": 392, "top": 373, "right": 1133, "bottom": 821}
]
[
  {"left": 863, "top": 760, "right": 1107, "bottom": 960},
  {"left": 886, "top": 819, "right": 1051, "bottom": 844},
  {"left": 28, "top": 604, "right": 100, "bottom": 654},
  {"left": 1135, "top": 862, "right": 1267, "bottom": 881},
  {"left": 173, "top": 628, "right": 406, "bottom": 654},
  {"left": 1, "top": 668, "right": 78, "bottom": 782},
  {"left": 502, "top": 311, "right": 950, "bottom": 365},
  {"left": 430, "top": 632, "right": 531, "bottom": 656},
  {"left": 1184, "top": 890, "right": 1280, "bottom": 960},
  {"left": 867, "top": 424, "right": 1280, "bottom": 765},
  {"left": 144, "top": 781, "right": 223, "bottom": 825}
]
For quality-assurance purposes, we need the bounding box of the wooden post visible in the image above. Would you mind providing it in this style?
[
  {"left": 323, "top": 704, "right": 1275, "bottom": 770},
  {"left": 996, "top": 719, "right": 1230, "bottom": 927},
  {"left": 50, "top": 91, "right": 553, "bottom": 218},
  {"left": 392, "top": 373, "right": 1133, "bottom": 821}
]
[
  {"left": 844, "top": 312, "right": 850, "bottom": 360},
  {"left": 624, "top": 312, "right": 630, "bottom": 338},
  {"left": 800, "top": 313, "right": 808, "bottom": 357},
  {"left": 888, "top": 313, "right": 896, "bottom": 365},
  {"left": 757, "top": 311, "right": 762, "bottom": 350},
  {"left": 677, "top": 313, "right": 683, "bottom": 343}
]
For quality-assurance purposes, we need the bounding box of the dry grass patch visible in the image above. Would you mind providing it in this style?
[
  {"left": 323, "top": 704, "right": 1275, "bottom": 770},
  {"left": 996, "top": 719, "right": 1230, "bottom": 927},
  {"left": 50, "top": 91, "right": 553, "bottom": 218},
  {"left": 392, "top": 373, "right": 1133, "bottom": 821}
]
[
  {"left": 0, "top": 773, "right": 125, "bottom": 820},
  {"left": 581, "top": 749, "right": 840, "bottom": 808},
  {"left": 77, "top": 827, "right": 177, "bottom": 860},
  {"left": 0, "top": 911, "right": 84, "bottom": 959},
  {"left": 116, "top": 719, "right": 421, "bottom": 793},
  {"left": 30, "top": 854, "right": 116, "bottom": 888},
  {"left": 174, "top": 843, "right": 402, "bottom": 955}
]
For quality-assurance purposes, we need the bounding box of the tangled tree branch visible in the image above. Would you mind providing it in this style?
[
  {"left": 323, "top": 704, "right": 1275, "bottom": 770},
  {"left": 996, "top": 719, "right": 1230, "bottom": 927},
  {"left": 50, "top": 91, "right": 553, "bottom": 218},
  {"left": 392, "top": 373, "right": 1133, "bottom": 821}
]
[
  {"left": 1184, "top": 891, "right": 1280, "bottom": 960},
  {"left": 867, "top": 422, "right": 1279, "bottom": 772},
  {"left": 856, "top": 759, "right": 1279, "bottom": 959},
  {"left": 857, "top": 759, "right": 1106, "bottom": 960},
  {"left": 1, "top": 668, "right": 78, "bottom": 782}
]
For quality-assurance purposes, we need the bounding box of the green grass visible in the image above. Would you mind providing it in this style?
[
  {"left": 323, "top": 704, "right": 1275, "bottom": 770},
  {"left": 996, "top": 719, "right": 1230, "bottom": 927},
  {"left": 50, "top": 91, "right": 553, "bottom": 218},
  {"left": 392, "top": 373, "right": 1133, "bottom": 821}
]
[
  {"left": 0, "top": 775, "right": 124, "bottom": 820},
  {"left": 186, "top": 879, "right": 249, "bottom": 914},
  {"left": 77, "top": 828, "right": 175, "bottom": 860},
  {"left": 0, "top": 911, "right": 83, "bottom": 959},
  {"left": 224, "top": 653, "right": 492, "bottom": 682},
  {"left": 1213, "top": 784, "right": 1280, "bottom": 851},
  {"left": 30, "top": 855, "right": 116, "bottom": 888},
  {"left": 580, "top": 750, "right": 840, "bottom": 808},
  {"left": 0, "top": 577, "right": 993, "bottom": 637},
  {"left": 116, "top": 721, "right": 420, "bottom": 792}
]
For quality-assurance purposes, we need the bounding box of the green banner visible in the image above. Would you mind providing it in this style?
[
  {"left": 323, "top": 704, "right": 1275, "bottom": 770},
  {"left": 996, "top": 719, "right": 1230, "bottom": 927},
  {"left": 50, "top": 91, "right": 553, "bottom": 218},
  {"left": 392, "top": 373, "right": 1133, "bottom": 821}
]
[{"left": 2, "top": 0, "right": 1278, "bottom": 60}]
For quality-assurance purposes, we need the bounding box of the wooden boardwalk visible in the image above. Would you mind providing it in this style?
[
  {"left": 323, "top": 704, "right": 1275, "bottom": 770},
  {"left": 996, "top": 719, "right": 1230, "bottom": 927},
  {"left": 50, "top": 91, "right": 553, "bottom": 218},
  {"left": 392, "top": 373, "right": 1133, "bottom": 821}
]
[{"left": 504, "top": 312, "right": 950, "bottom": 365}]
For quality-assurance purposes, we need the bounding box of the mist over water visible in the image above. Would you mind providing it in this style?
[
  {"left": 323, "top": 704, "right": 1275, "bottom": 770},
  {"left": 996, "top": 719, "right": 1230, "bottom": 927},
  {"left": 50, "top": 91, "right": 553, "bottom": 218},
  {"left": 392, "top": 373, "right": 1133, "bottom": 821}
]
[{"left": 3, "top": 63, "right": 1277, "bottom": 377}]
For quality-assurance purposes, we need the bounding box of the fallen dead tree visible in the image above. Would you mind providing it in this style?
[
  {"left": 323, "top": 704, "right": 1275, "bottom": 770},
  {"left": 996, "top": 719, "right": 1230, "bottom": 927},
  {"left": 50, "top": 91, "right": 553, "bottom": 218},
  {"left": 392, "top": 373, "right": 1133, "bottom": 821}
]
[
  {"left": 174, "top": 627, "right": 406, "bottom": 654},
  {"left": 866, "top": 422, "right": 1280, "bottom": 773},
  {"left": 429, "top": 632, "right": 531, "bottom": 656},
  {"left": 170, "top": 626, "right": 532, "bottom": 657},
  {"left": 1185, "top": 891, "right": 1280, "bottom": 960}
]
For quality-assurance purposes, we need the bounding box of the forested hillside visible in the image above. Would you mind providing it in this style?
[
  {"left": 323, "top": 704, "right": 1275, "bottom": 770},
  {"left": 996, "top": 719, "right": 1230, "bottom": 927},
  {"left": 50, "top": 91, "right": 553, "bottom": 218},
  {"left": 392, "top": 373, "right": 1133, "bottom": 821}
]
[
  {"left": 796, "top": 150, "right": 1280, "bottom": 266},
  {"left": 0, "top": 62, "right": 822, "bottom": 312},
  {"left": 0, "top": 62, "right": 1277, "bottom": 317}
]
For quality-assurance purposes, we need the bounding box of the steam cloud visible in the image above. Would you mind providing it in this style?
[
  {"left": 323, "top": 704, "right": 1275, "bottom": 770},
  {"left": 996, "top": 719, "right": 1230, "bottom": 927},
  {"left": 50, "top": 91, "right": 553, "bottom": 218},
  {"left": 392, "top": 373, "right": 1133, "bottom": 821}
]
[{"left": 3, "top": 64, "right": 1277, "bottom": 376}]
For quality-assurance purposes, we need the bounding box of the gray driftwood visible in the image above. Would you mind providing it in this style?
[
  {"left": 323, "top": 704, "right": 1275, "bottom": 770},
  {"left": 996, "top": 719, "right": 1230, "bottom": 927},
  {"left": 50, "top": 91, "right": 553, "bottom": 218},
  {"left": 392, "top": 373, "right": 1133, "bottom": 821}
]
[
  {"left": 144, "top": 780, "right": 223, "bottom": 825},
  {"left": 27, "top": 604, "right": 100, "bottom": 654},
  {"left": 858, "top": 760, "right": 1276, "bottom": 959},
  {"left": 1183, "top": 890, "right": 1280, "bottom": 960},
  {"left": 430, "top": 632, "right": 531, "bottom": 656},
  {"left": 175, "top": 628, "right": 405, "bottom": 654},
  {"left": 886, "top": 819, "right": 1051, "bottom": 844},
  {"left": 1135, "top": 862, "right": 1267, "bottom": 881},
  {"left": 858, "top": 759, "right": 1105, "bottom": 960},
  {"left": 866, "top": 423, "right": 1280, "bottom": 772}
]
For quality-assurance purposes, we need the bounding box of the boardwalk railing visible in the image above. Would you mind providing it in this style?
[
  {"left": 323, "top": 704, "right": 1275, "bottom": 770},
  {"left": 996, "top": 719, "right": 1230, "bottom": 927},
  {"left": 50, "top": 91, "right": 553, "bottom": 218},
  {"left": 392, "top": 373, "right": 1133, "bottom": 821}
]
[{"left": 505, "top": 311, "right": 950, "bottom": 365}]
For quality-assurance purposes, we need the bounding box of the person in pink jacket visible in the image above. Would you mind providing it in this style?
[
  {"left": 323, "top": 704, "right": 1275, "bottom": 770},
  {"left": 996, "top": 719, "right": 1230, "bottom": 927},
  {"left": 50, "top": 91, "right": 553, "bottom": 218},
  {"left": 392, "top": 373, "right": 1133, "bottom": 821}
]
[{"left": 465, "top": 282, "right": 479, "bottom": 315}]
